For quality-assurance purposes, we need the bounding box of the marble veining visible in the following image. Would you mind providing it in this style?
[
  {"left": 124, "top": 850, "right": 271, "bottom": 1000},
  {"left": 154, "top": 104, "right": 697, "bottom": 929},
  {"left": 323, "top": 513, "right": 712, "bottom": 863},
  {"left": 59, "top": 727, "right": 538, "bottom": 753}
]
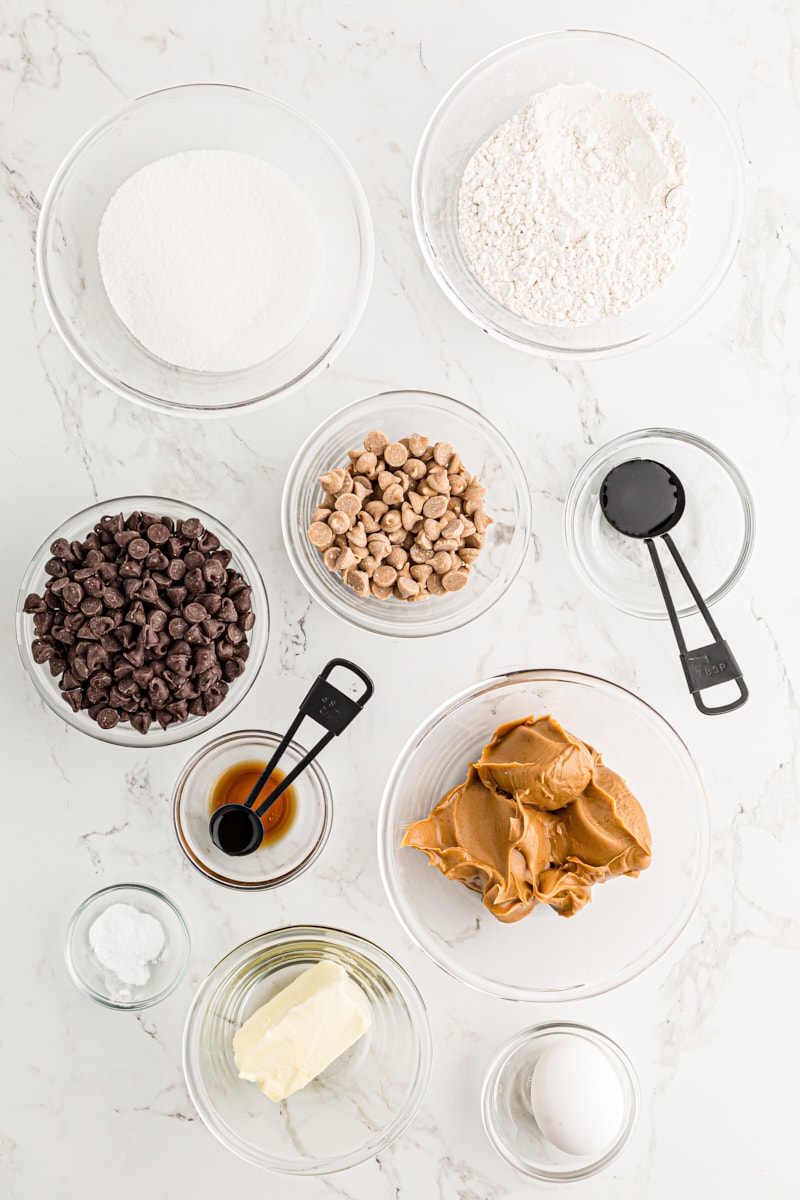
[{"left": 1, "top": 1, "right": 799, "bottom": 1197}]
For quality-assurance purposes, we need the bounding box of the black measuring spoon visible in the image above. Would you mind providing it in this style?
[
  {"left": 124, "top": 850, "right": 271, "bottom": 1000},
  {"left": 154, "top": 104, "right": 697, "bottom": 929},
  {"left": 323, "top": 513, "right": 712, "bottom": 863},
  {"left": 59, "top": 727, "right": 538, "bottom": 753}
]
[
  {"left": 600, "top": 458, "right": 748, "bottom": 716},
  {"left": 209, "top": 658, "right": 374, "bottom": 855}
]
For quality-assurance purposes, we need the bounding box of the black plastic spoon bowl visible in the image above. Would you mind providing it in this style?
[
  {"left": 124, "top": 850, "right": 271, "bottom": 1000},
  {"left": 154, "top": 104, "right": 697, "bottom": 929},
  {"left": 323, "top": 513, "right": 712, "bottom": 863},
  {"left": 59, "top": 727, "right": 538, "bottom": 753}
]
[{"left": 600, "top": 459, "right": 748, "bottom": 716}]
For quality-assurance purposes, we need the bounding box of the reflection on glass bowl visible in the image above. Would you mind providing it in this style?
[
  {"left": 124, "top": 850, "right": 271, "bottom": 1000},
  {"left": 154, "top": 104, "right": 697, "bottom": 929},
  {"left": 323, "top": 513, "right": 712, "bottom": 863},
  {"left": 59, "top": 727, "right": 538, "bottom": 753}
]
[
  {"left": 378, "top": 669, "right": 709, "bottom": 1002},
  {"left": 182, "top": 927, "right": 432, "bottom": 1174}
]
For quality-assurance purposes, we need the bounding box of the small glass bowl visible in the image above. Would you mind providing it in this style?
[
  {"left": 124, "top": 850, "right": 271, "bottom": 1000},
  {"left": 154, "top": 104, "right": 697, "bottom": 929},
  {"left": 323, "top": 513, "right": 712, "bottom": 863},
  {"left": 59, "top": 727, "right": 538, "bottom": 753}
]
[
  {"left": 66, "top": 883, "right": 191, "bottom": 1010},
  {"left": 172, "top": 729, "right": 332, "bottom": 889},
  {"left": 482, "top": 1023, "right": 639, "bottom": 1182},
  {"left": 413, "top": 30, "right": 744, "bottom": 359},
  {"left": 36, "top": 84, "right": 374, "bottom": 416},
  {"left": 16, "top": 495, "right": 269, "bottom": 747},
  {"left": 182, "top": 926, "right": 432, "bottom": 1175},
  {"left": 564, "top": 428, "right": 755, "bottom": 619},
  {"left": 281, "top": 390, "right": 531, "bottom": 638},
  {"left": 378, "top": 669, "right": 709, "bottom": 1002}
]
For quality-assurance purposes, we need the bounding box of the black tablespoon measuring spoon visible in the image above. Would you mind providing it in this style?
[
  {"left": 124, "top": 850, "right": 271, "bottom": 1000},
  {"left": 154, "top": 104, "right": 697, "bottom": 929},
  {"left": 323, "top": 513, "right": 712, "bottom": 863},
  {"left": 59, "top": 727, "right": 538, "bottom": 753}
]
[
  {"left": 209, "top": 658, "right": 374, "bottom": 855},
  {"left": 600, "top": 458, "right": 748, "bottom": 716}
]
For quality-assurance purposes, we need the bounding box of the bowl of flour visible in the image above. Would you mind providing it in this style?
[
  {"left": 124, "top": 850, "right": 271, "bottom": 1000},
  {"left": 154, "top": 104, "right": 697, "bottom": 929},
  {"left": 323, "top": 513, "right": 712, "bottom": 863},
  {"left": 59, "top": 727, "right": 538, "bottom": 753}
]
[
  {"left": 412, "top": 31, "right": 744, "bottom": 359},
  {"left": 37, "top": 84, "right": 374, "bottom": 414}
]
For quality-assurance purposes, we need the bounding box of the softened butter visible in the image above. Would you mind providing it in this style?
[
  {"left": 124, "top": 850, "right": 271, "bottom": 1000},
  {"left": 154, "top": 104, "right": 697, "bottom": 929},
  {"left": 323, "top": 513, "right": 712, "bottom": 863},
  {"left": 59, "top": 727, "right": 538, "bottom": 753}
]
[{"left": 233, "top": 959, "right": 371, "bottom": 1102}]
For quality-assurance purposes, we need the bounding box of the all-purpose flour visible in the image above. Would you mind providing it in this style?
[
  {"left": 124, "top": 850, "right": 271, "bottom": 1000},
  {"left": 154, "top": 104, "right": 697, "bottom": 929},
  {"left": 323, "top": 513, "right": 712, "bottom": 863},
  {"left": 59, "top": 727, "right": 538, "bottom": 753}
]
[
  {"left": 98, "top": 149, "right": 324, "bottom": 372},
  {"left": 458, "top": 84, "right": 691, "bottom": 327}
]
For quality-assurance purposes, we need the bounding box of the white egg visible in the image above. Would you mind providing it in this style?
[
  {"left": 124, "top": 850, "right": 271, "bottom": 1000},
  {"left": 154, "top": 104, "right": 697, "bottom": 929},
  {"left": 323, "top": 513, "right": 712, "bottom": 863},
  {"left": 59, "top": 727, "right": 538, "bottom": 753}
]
[{"left": 530, "top": 1036, "right": 624, "bottom": 1157}]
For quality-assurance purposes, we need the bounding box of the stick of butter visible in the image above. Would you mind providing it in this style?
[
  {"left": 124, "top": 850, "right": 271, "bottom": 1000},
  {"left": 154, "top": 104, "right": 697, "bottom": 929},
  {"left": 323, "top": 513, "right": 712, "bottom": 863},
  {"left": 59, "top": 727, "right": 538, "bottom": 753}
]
[{"left": 232, "top": 959, "right": 372, "bottom": 1102}]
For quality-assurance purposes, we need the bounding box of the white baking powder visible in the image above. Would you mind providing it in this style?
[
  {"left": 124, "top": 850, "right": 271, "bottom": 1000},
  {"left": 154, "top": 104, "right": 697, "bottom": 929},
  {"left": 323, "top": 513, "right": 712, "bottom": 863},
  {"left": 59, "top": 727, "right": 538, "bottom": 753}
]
[
  {"left": 458, "top": 84, "right": 691, "bottom": 327},
  {"left": 98, "top": 149, "right": 324, "bottom": 372},
  {"left": 88, "top": 902, "right": 165, "bottom": 988}
]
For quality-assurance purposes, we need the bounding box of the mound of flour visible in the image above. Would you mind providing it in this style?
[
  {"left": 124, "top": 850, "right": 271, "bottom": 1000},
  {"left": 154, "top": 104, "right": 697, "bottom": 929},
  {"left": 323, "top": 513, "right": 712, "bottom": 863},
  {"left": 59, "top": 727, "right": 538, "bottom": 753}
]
[
  {"left": 98, "top": 149, "right": 324, "bottom": 372},
  {"left": 458, "top": 84, "right": 691, "bottom": 327}
]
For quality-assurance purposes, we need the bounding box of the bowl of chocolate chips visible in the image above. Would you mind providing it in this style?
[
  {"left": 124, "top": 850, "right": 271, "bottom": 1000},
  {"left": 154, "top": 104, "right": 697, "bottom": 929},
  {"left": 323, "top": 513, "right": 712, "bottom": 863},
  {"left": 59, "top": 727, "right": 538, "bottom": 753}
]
[{"left": 17, "top": 497, "right": 268, "bottom": 746}]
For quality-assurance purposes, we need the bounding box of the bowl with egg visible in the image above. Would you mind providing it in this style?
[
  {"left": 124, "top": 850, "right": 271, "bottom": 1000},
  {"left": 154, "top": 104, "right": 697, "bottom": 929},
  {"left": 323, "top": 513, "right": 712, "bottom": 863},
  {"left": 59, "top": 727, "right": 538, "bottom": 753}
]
[
  {"left": 182, "top": 926, "right": 432, "bottom": 1174},
  {"left": 378, "top": 668, "right": 709, "bottom": 1001},
  {"left": 413, "top": 30, "right": 744, "bottom": 358},
  {"left": 37, "top": 83, "right": 374, "bottom": 415}
]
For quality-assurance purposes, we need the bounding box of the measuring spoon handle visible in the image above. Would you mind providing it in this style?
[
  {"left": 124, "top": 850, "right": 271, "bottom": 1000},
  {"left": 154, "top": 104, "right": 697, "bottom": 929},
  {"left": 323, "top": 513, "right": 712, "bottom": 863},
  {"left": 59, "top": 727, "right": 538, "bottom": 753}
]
[{"left": 646, "top": 535, "right": 748, "bottom": 716}]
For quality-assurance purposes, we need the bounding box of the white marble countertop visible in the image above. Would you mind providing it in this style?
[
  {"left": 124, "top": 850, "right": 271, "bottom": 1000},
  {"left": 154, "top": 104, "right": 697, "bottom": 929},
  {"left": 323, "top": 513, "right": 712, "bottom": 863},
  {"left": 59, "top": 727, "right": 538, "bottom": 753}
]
[{"left": 2, "top": 1, "right": 798, "bottom": 1196}]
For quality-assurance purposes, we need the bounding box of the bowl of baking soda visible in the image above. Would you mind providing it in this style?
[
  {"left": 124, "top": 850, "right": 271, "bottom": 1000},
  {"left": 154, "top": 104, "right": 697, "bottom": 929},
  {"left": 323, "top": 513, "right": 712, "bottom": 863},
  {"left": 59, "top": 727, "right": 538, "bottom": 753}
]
[
  {"left": 37, "top": 84, "right": 374, "bottom": 414},
  {"left": 413, "top": 31, "right": 744, "bottom": 358},
  {"left": 66, "top": 883, "right": 190, "bottom": 1009}
]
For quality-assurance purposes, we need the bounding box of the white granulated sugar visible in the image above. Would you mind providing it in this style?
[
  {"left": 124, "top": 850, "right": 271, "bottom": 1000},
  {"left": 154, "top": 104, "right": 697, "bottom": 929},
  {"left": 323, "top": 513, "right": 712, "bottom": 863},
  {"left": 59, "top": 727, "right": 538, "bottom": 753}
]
[
  {"left": 98, "top": 149, "right": 324, "bottom": 372},
  {"left": 89, "top": 902, "right": 166, "bottom": 988},
  {"left": 458, "top": 83, "right": 692, "bottom": 327}
]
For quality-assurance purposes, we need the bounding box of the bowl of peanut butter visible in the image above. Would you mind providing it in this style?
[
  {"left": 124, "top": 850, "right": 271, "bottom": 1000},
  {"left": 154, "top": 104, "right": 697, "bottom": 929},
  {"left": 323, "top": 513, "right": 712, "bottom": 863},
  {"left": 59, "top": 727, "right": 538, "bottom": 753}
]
[{"left": 377, "top": 668, "right": 709, "bottom": 1001}]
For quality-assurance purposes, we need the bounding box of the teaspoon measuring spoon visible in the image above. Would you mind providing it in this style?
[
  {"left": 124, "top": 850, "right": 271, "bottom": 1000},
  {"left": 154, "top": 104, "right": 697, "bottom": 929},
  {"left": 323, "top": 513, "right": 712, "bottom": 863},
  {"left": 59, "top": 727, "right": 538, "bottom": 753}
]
[
  {"left": 600, "top": 458, "right": 748, "bottom": 716},
  {"left": 209, "top": 659, "right": 374, "bottom": 856}
]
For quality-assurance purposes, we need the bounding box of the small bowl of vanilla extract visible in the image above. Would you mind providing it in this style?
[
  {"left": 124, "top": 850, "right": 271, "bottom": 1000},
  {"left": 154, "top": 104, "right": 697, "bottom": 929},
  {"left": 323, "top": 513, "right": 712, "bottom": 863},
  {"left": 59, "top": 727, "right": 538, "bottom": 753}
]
[{"left": 172, "top": 729, "right": 333, "bottom": 889}]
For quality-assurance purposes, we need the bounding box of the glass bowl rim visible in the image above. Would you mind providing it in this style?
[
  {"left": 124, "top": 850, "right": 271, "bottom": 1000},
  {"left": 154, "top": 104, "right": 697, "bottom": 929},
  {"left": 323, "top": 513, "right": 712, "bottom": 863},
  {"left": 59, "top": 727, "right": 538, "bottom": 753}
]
[
  {"left": 481, "top": 1020, "right": 640, "bottom": 1181},
  {"left": 411, "top": 28, "right": 746, "bottom": 360},
  {"left": 377, "top": 666, "right": 710, "bottom": 1002},
  {"left": 280, "top": 387, "right": 532, "bottom": 639},
  {"left": 181, "top": 923, "right": 433, "bottom": 1175},
  {"left": 563, "top": 426, "right": 756, "bottom": 619},
  {"left": 171, "top": 727, "right": 334, "bottom": 890},
  {"left": 16, "top": 492, "right": 270, "bottom": 747},
  {"left": 65, "top": 882, "right": 191, "bottom": 1011},
  {"left": 35, "top": 81, "right": 375, "bottom": 417}
]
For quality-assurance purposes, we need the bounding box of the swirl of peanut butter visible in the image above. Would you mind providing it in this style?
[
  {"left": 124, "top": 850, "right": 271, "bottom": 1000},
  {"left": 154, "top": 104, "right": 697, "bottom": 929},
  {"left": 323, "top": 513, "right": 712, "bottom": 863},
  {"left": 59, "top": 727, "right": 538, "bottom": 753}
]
[{"left": 402, "top": 715, "right": 652, "bottom": 923}]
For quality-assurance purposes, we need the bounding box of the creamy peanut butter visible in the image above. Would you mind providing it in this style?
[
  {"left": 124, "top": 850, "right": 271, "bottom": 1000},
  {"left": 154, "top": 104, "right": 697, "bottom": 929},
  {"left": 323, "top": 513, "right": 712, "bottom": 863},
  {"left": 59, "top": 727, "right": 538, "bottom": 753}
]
[{"left": 402, "top": 716, "right": 651, "bottom": 922}]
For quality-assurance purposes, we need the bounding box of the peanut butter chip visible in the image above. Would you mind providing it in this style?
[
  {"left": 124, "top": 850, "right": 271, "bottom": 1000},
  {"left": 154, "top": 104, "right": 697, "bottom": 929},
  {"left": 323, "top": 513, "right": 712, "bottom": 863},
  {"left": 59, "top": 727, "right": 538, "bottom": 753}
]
[
  {"left": 328, "top": 511, "right": 351, "bottom": 535},
  {"left": 335, "top": 493, "right": 362, "bottom": 517},
  {"left": 442, "top": 569, "right": 469, "bottom": 591},
  {"left": 308, "top": 522, "right": 334, "bottom": 549},
  {"left": 384, "top": 442, "right": 409, "bottom": 467},
  {"left": 364, "top": 430, "right": 389, "bottom": 455},
  {"left": 307, "top": 428, "right": 491, "bottom": 604}
]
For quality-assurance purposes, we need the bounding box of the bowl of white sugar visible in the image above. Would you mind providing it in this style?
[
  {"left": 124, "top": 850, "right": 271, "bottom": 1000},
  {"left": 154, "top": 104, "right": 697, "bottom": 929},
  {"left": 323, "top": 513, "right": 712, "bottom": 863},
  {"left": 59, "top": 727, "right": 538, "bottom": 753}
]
[
  {"left": 37, "top": 84, "right": 374, "bottom": 414},
  {"left": 412, "top": 31, "right": 744, "bottom": 359}
]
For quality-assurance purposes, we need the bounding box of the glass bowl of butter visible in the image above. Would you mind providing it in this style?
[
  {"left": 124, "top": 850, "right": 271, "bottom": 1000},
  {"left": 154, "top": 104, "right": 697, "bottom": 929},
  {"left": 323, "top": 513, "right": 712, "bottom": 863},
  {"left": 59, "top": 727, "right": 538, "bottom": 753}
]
[
  {"left": 182, "top": 926, "right": 432, "bottom": 1174},
  {"left": 378, "top": 668, "right": 709, "bottom": 1002}
]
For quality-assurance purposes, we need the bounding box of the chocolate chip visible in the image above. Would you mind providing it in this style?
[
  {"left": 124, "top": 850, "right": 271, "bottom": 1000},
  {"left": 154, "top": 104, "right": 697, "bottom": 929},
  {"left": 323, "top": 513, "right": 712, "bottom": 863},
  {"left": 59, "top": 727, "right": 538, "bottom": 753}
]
[
  {"left": 131, "top": 711, "right": 152, "bottom": 735},
  {"left": 23, "top": 509, "right": 255, "bottom": 734},
  {"left": 183, "top": 602, "right": 207, "bottom": 624},
  {"left": 147, "top": 522, "right": 170, "bottom": 545},
  {"left": 96, "top": 707, "right": 119, "bottom": 730}
]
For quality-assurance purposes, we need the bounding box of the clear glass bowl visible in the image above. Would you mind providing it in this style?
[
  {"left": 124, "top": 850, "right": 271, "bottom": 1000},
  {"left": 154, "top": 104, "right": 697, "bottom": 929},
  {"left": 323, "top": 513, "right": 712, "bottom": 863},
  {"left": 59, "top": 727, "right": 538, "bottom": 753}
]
[
  {"left": 36, "top": 84, "right": 374, "bottom": 415},
  {"left": 413, "top": 30, "right": 744, "bottom": 359},
  {"left": 281, "top": 390, "right": 531, "bottom": 637},
  {"left": 172, "top": 729, "right": 332, "bottom": 889},
  {"left": 66, "top": 883, "right": 191, "bottom": 1010},
  {"left": 564, "top": 428, "right": 755, "bottom": 619},
  {"left": 182, "top": 926, "right": 432, "bottom": 1175},
  {"left": 378, "top": 669, "right": 709, "bottom": 1001},
  {"left": 16, "top": 495, "right": 269, "bottom": 746},
  {"left": 482, "top": 1023, "right": 639, "bottom": 1181}
]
